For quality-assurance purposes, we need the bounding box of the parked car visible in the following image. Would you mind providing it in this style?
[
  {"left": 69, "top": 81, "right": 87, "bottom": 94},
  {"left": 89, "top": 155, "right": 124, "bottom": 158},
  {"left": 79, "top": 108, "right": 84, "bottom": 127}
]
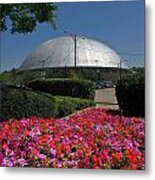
[{"left": 95, "top": 80, "right": 115, "bottom": 89}]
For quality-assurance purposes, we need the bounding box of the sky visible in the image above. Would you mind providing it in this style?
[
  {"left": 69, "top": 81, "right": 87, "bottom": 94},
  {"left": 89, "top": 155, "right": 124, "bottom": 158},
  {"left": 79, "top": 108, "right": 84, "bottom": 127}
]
[{"left": 0, "top": 0, "right": 145, "bottom": 71}]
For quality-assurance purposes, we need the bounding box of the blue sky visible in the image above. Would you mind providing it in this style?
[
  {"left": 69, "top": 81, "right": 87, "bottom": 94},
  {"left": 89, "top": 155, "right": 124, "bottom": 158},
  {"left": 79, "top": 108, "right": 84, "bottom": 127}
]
[{"left": 1, "top": 0, "right": 144, "bottom": 71}]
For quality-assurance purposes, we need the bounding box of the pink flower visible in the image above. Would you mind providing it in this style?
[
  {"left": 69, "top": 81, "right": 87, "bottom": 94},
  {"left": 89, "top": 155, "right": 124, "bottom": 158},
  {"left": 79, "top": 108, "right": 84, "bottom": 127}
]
[
  {"left": 17, "top": 158, "right": 28, "bottom": 166},
  {"left": 2, "top": 157, "right": 14, "bottom": 167},
  {"left": 0, "top": 107, "right": 144, "bottom": 169}
]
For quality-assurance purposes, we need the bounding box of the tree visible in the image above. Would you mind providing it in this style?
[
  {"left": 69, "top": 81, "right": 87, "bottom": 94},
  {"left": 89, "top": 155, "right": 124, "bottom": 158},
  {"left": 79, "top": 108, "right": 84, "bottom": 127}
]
[{"left": 0, "top": 3, "right": 57, "bottom": 34}]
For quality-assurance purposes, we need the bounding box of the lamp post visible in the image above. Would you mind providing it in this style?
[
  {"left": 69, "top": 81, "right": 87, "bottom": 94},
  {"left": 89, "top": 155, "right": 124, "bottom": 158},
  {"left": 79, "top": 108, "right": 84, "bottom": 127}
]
[
  {"left": 95, "top": 59, "right": 100, "bottom": 81},
  {"left": 119, "top": 59, "right": 123, "bottom": 119},
  {"left": 118, "top": 58, "right": 127, "bottom": 120},
  {"left": 41, "top": 56, "right": 51, "bottom": 79},
  {"left": 96, "top": 69, "right": 100, "bottom": 81},
  {"left": 64, "top": 31, "right": 77, "bottom": 68},
  {"left": 74, "top": 34, "right": 77, "bottom": 68}
]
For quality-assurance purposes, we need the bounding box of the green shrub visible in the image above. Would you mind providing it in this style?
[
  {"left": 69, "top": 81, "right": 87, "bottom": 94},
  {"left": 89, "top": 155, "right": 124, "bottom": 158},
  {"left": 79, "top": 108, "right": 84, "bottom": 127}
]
[
  {"left": 0, "top": 85, "right": 57, "bottom": 121},
  {"left": 27, "top": 78, "right": 95, "bottom": 99},
  {"left": 0, "top": 85, "right": 95, "bottom": 121},
  {"left": 54, "top": 96, "right": 95, "bottom": 118},
  {"left": 115, "top": 72, "right": 144, "bottom": 117}
]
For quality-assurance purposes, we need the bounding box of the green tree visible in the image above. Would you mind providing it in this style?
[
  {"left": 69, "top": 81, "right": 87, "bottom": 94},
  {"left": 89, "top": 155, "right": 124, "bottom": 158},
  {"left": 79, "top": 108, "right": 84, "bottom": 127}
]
[{"left": 0, "top": 3, "right": 57, "bottom": 34}]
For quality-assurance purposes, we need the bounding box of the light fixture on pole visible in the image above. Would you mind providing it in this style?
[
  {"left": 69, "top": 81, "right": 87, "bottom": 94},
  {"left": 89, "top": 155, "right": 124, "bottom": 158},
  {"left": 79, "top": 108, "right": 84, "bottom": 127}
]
[
  {"left": 64, "top": 31, "right": 77, "bottom": 68},
  {"left": 41, "top": 55, "right": 51, "bottom": 78},
  {"left": 118, "top": 58, "right": 127, "bottom": 120}
]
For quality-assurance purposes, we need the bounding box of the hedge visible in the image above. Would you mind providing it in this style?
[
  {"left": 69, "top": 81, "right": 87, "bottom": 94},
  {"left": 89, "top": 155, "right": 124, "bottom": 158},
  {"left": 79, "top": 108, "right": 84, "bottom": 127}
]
[
  {"left": 0, "top": 85, "right": 95, "bottom": 121},
  {"left": 27, "top": 78, "right": 95, "bottom": 99},
  {"left": 54, "top": 96, "right": 95, "bottom": 118},
  {"left": 115, "top": 73, "right": 144, "bottom": 117}
]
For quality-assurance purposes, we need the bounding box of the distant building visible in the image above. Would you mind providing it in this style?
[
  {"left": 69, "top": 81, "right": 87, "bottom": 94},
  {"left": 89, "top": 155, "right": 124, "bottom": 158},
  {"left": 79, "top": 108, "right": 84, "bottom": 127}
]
[{"left": 20, "top": 36, "right": 126, "bottom": 70}]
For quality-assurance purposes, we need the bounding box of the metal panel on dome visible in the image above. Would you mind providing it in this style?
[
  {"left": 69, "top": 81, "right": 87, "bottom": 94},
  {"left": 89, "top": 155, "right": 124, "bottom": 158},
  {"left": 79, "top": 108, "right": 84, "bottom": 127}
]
[{"left": 19, "top": 36, "right": 126, "bottom": 70}]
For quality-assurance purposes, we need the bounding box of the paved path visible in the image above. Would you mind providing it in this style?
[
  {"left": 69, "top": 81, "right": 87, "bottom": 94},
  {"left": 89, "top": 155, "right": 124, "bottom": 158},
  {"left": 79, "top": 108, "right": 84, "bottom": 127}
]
[{"left": 95, "top": 88, "right": 119, "bottom": 110}]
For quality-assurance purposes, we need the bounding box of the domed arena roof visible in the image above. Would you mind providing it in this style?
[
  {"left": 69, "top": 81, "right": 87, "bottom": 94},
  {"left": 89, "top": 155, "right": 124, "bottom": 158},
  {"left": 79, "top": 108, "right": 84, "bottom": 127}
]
[{"left": 20, "top": 36, "right": 125, "bottom": 70}]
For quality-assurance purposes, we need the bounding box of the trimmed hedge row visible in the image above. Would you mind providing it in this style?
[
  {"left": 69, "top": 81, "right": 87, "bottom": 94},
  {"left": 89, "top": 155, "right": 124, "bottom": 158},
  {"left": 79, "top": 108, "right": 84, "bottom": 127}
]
[
  {"left": 0, "top": 85, "right": 95, "bottom": 121},
  {"left": 27, "top": 78, "right": 95, "bottom": 99},
  {"left": 54, "top": 96, "right": 95, "bottom": 118},
  {"left": 115, "top": 73, "right": 144, "bottom": 117},
  {"left": 0, "top": 86, "right": 56, "bottom": 121}
]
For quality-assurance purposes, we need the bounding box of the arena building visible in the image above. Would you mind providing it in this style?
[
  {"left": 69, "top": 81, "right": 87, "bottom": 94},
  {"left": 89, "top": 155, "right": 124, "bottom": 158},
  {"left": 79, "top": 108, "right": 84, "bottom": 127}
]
[{"left": 20, "top": 36, "right": 126, "bottom": 70}]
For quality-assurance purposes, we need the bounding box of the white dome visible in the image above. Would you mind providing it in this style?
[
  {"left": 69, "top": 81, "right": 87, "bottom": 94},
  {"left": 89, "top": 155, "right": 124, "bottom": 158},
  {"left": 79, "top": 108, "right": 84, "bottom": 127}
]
[{"left": 20, "top": 36, "right": 125, "bottom": 70}]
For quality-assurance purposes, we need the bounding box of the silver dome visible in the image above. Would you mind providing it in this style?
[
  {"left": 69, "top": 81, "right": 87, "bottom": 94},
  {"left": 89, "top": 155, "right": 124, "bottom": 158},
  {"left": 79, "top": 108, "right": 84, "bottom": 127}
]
[{"left": 20, "top": 36, "right": 125, "bottom": 70}]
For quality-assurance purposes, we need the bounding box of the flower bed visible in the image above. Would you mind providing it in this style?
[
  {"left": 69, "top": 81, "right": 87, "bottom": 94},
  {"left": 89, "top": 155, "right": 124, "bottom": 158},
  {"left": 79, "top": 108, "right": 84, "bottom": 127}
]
[{"left": 0, "top": 108, "right": 144, "bottom": 169}]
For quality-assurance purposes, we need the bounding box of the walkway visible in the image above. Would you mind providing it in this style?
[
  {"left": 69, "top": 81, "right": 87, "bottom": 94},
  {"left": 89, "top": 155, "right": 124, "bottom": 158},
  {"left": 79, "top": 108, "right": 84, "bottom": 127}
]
[{"left": 95, "top": 88, "right": 119, "bottom": 110}]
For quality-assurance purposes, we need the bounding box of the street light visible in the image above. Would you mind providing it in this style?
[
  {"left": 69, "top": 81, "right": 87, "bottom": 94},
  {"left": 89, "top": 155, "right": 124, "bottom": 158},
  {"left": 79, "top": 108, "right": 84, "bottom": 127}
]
[
  {"left": 119, "top": 58, "right": 127, "bottom": 82},
  {"left": 118, "top": 58, "right": 127, "bottom": 120},
  {"left": 64, "top": 31, "right": 77, "bottom": 68},
  {"left": 41, "top": 55, "right": 51, "bottom": 79},
  {"left": 95, "top": 59, "right": 100, "bottom": 81}
]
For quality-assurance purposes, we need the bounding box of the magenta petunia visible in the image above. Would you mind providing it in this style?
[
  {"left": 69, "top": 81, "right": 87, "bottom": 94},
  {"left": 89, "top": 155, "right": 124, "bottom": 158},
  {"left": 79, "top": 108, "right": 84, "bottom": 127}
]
[{"left": 0, "top": 107, "right": 144, "bottom": 169}]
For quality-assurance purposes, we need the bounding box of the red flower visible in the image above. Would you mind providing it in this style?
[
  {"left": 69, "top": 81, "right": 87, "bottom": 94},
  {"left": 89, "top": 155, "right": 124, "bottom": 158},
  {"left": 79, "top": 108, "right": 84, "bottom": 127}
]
[
  {"left": 0, "top": 107, "right": 144, "bottom": 169},
  {"left": 63, "top": 144, "right": 71, "bottom": 152},
  {"left": 1, "top": 139, "right": 8, "bottom": 150},
  {"left": 33, "top": 149, "right": 38, "bottom": 156},
  {"left": 112, "top": 152, "right": 123, "bottom": 161},
  {"left": 92, "top": 155, "right": 98, "bottom": 163}
]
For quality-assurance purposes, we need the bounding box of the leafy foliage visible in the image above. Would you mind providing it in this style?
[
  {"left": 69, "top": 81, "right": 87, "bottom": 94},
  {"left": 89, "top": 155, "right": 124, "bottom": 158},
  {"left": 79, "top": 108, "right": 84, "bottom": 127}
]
[
  {"left": 27, "top": 78, "right": 95, "bottom": 99},
  {"left": 0, "top": 67, "right": 126, "bottom": 87},
  {"left": 0, "top": 69, "right": 45, "bottom": 85},
  {"left": 54, "top": 96, "right": 95, "bottom": 118},
  {"left": 0, "top": 108, "right": 144, "bottom": 169},
  {"left": 115, "top": 71, "right": 145, "bottom": 117},
  {"left": 0, "top": 85, "right": 57, "bottom": 121},
  {"left": 0, "top": 85, "right": 95, "bottom": 121},
  {"left": 0, "top": 3, "right": 57, "bottom": 34}
]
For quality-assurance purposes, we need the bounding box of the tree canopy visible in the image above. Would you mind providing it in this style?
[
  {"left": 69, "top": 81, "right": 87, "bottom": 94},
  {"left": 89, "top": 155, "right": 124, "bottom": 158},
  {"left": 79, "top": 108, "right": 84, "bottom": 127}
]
[{"left": 0, "top": 3, "right": 57, "bottom": 34}]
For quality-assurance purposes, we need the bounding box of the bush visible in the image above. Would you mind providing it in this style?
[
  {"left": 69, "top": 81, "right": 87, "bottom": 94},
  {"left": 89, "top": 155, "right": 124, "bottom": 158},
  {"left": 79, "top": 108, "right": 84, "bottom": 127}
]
[
  {"left": 0, "top": 69, "right": 42, "bottom": 86},
  {"left": 0, "top": 85, "right": 95, "bottom": 121},
  {"left": 115, "top": 72, "right": 144, "bottom": 117},
  {"left": 54, "top": 96, "right": 95, "bottom": 118},
  {"left": 0, "top": 85, "right": 57, "bottom": 121},
  {"left": 27, "top": 78, "right": 95, "bottom": 99}
]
